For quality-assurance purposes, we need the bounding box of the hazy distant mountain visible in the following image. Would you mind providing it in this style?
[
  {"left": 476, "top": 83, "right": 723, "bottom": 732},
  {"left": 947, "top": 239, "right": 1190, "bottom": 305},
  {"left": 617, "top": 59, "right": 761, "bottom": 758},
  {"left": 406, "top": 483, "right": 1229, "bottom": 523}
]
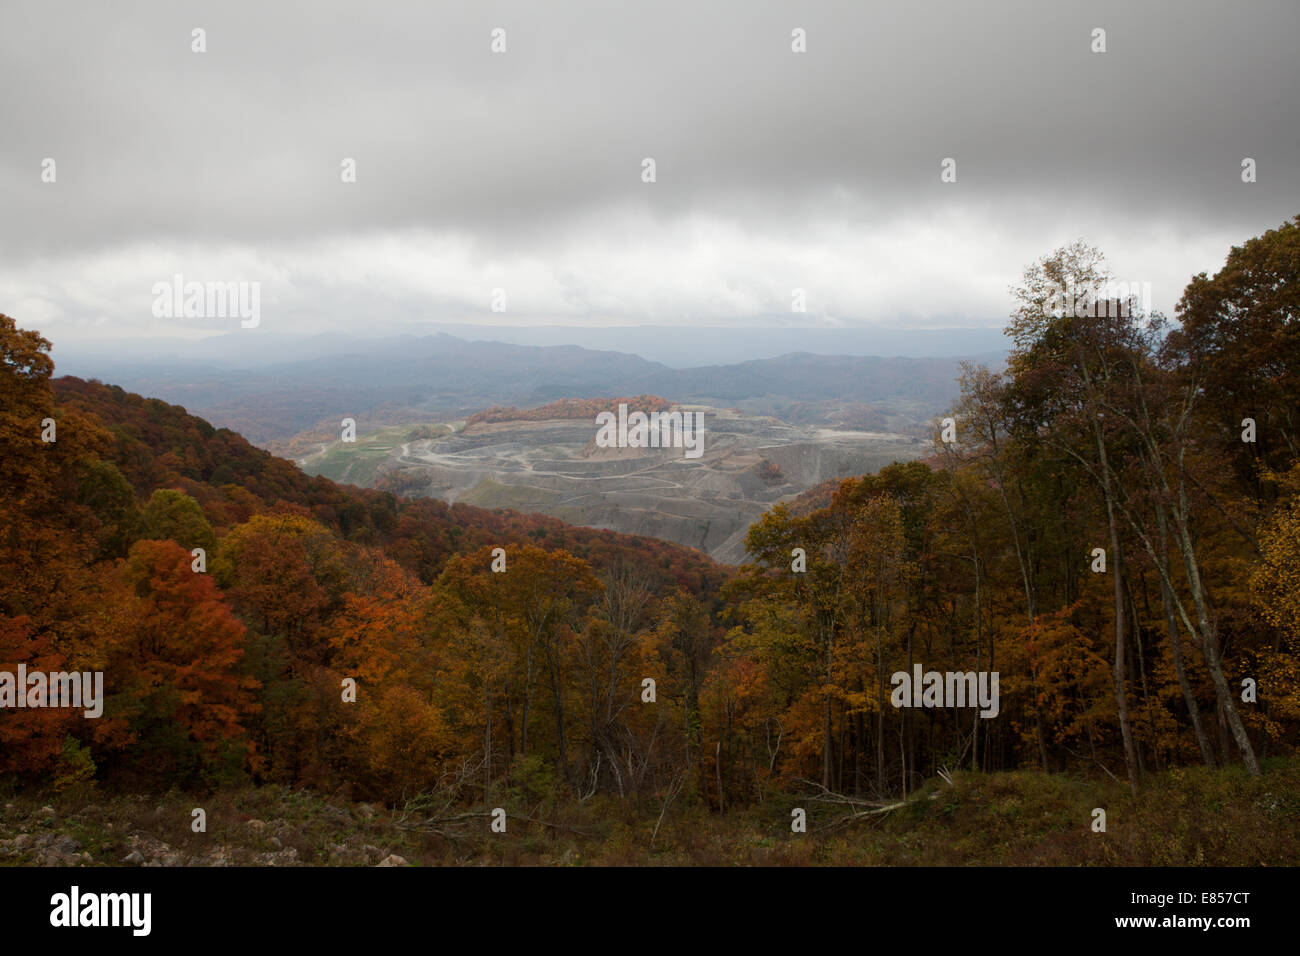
[
  {"left": 53, "top": 332, "right": 990, "bottom": 446},
  {"left": 56, "top": 334, "right": 662, "bottom": 445},
  {"left": 416, "top": 323, "right": 1010, "bottom": 366},
  {"left": 53, "top": 323, "right": 1009, "bottom": 370},
  {"left": 645, "top": 352, "right": 973, "bottom": 404}
]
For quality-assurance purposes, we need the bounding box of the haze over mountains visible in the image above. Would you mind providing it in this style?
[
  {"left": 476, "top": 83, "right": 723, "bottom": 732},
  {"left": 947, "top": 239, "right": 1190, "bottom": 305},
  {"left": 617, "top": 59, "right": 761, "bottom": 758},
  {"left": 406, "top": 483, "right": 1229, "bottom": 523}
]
[
  {"left": 54, "top": 324, "right": 1009, "bottom": 371},
  {"left": 54, "top": 328, "right": 999, "bottom": 446},
  {"left": 50, "top": 328, "right": 999, "bottom": 562}
]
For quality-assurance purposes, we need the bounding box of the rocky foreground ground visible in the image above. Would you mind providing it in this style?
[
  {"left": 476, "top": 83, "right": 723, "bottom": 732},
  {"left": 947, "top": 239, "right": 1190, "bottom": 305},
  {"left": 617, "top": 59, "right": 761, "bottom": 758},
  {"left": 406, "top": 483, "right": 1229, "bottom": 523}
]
[
  {"left": 0, "top": 791, "right": 417, "bottom": 867},
  {"left": 3, "top": 758, "right": 1297, "bottom": 867}
]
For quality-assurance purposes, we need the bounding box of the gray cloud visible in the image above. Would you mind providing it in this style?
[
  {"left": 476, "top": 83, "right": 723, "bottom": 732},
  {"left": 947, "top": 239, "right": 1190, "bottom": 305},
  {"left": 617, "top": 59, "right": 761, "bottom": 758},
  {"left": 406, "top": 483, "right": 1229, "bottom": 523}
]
[{"left": 0, "top": 0, "right": 1296, "bottom": 342}]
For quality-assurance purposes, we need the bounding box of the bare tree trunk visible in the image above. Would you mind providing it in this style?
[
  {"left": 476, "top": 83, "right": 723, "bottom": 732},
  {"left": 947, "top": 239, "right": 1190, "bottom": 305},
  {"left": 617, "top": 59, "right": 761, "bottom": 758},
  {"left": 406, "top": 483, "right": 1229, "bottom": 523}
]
[
  {"left": 823, "top": 623, "right": 834, "bottom": 791},
  {"left": 853, "top": 709, "right": 863, "bottom": 797},
  {"left": 997, "top": 477, "right": 1050, "bottom": 770},
  {"left": 875, "top": 613, "right": 885, "bottom": 793},
  {"left": 899, "top": 724, "right": 907, "bottom": 798},
  {"left": 549, "top": 654, "right": 570, "bottom": 787},
  {"left": 1171, "top": 457, "right": 1260, "bottom": 776},
  {"left": 1160, "top": 570, "right": 1215, "bottom": 767},
  {"left": 1092, "top": 414, "right": 1140, "bottom": 793},
  {"left": 1128, "top": 582, "right": 1156, "bottom": 772},
  {"left": 484, "top": 688, "right": 492, "bottom": 796},
  {"left": 1122, "top": 367, "right": 1261, "bottom": 776},
  {"left": 715, "top": 740, "right": 725, "bottom": 814},
  {"left": 905, "top": 620, "right": 915, "bottom": 794}
]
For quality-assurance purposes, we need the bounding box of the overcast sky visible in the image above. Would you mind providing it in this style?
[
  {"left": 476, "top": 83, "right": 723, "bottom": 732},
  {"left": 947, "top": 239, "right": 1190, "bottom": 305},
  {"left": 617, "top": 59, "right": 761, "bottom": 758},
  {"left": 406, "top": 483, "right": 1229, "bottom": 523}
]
[{"left": 1, "top": 0, "right": 1296, "bottom": 350}]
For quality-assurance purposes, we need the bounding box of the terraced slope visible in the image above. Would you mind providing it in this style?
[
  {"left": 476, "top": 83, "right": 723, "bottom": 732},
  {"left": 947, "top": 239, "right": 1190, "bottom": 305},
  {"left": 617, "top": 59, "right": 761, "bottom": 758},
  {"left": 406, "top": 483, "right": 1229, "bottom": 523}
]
[{"left": 299, "top": 405, "right": 927, "bottom": 563}]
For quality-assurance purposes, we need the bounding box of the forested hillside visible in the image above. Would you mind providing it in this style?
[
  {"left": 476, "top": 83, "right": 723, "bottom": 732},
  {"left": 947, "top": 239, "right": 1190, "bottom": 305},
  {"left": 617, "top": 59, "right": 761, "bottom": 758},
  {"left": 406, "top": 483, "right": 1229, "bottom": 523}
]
[
  {"left": 1, "top": 217, "right": 1298, "bottom": 865},
  {"left": 2, "top": 335, "right": 726, "bottom": 798}
]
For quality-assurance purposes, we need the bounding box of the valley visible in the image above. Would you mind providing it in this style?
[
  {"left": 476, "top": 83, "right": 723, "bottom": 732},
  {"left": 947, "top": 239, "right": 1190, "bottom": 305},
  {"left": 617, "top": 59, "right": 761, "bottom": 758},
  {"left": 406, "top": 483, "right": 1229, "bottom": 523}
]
[{"left": 296, "top": 404, "right": 928, "bottom": 564}]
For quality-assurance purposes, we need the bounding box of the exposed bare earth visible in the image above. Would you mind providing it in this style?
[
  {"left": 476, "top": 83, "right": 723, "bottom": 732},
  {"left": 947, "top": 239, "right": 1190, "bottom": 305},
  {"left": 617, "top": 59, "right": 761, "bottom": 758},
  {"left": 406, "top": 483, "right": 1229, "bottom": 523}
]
[{"left": 300, "top": 405, "right": 925, "bottom": 564}]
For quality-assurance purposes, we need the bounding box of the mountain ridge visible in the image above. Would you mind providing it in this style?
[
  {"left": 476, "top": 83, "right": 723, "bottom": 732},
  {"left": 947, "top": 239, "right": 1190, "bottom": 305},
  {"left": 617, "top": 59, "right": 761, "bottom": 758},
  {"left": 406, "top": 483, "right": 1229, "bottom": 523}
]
[{"left": 55, "top": 332, "right": 977, "bottom": 447}]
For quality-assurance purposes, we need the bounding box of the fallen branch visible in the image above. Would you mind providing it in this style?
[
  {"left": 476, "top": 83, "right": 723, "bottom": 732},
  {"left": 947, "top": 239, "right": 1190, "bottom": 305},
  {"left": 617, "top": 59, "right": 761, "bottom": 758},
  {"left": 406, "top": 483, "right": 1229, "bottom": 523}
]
[
  {"left": 1065, "top": 747, "right": 1124, "bottom": 786},
  {"left": 651, "top": 772, "right": 687, "bottom": 847},
  {"left": 815, "top": 801, "right": 908, "bottom": 833},
  {"left": 796, "top": 778, "right": 895, "bottom": 809},
  {"left": 508, "top": 812, "right": 598, "bottom": 837}
]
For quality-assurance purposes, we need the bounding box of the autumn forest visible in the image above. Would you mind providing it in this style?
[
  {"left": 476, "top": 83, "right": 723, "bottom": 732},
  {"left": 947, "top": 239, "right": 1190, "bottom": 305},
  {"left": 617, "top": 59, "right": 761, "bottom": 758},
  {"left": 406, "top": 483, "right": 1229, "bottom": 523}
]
[{"left": 2, "top": 217, "right": 1299, "bottom": 865}]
